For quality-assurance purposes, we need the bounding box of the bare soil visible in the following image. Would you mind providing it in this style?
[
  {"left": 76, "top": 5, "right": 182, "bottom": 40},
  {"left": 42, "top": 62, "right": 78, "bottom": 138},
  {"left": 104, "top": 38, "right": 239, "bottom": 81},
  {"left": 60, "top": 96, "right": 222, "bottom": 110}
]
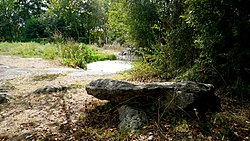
[{"left": 0, "top": 56, "right": 131, "bottom": 140}]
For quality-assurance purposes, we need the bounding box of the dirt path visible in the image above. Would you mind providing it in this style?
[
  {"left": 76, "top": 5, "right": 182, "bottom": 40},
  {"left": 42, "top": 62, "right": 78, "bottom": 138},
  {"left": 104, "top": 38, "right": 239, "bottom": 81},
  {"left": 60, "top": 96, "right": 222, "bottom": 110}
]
[{"left": 0, "top": 56, "right": 132, "bottom": 140}]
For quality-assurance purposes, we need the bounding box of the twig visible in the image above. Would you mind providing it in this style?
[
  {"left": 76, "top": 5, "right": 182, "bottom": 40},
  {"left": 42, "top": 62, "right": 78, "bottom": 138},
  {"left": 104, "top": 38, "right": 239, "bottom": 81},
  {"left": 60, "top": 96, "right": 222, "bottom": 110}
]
[
  {"left": 176, "top": 105, "right": 193, "bottom": 119},
  {"left": 160, "top": 90, "right": 179, "bottom": 120},
  {"left": 212, "top": 65, "right": 228, "bottom": 86},
  {"left": 154, "top": 121, "right": 168, "bottom": 140}
]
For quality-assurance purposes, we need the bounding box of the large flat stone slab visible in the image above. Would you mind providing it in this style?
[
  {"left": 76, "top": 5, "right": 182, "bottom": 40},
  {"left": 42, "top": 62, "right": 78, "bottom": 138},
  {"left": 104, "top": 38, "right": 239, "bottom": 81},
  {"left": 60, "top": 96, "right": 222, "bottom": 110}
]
[{"left": 86, "top": 79, "right": 218, "bottom": 111}]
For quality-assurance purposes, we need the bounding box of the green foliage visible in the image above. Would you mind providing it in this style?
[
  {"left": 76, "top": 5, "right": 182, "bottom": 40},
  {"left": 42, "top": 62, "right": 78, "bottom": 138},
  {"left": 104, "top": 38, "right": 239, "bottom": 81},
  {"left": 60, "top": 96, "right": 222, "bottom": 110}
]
[
  {"left": 127, "top": 0, "right": 250, "bottom": 98},
  {"left": 0, "top": 42, "right": 16, "bottom": 54},
  {"left": 60, "top": 42, "right": 116, "bottom": 69},
  {"left": 130, "top": 45, "right": 175, "bottom": 81},
  {"left": 181, "top": 0, "right": 250, "bottom": 91},
  {"left": 0, "top": 0, "right": 47, "bottom": 41},
  {"left": 0, "top": 0, "right": 107, "bottom": 44},
  {"left": 24, "top": 18, "right": 47, "bottom": 39},
  {"left": 126, "top": 0, "right": 158, "bottom": 48},
  {"left": 42, "top": 0, "right": 105, "bottom": 44},
  {"left": 94, "top": 52, "right": 117, "bottom": 61},
  {"left": 106, "top": 0, "right": 128, "bottom": 45},
  {"left": 129, "top": 1, "right": 196, "bottom": 81},
  {"left": 0, "top": 0, "right": 18, "bottom": 41},
  {"left": 60, "top": 43, "right": 88, "bottom": 69}
]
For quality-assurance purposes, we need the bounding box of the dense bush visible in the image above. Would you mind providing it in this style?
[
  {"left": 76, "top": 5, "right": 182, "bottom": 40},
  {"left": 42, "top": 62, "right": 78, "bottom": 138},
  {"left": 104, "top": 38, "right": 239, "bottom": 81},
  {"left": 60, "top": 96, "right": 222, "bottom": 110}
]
[
  {"left": 24, "top": 18, "right": 47, "bottom": 39},
  {"left": 126, "top": 0, "right": 250, "bottom": 96},
  {"left": 182, "top": 0, "right": 250, "bottom": 95},
  {"left": 129, "top": 0, "right": 249, "bottom": 97},
  {"left": 129, "top": 0, "right": 196, "bottom": 81}
]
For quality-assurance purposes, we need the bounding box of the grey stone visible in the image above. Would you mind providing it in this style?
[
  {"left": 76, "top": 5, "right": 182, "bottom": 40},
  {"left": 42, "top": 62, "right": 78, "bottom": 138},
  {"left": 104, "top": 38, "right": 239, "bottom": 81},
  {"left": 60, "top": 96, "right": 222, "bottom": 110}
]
[
  {"left": 118, "top": 105, "right": 148, "bottom": 132},
  {"left": 0, "top": 93, "right": 14, "bottom": 103},
  {"left": 86, "top": 79, "right": 220, "bottom": 132},
  {"left": 0, "top": 82, "right": 15, "bottom": 103},
  {"left": 34, "top": 84, "right": 70, "bottom": 94},
  {"left": 86, "top": 79, "right": 217, "bottom": 111}
]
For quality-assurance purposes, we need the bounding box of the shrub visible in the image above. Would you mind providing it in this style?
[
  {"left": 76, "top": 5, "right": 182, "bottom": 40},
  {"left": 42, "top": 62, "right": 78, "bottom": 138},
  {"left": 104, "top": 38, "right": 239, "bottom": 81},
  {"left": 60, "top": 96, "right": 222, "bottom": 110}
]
[
  {"left": 24, "top": 18, "right": 47, "bottom": 39},
  {"left": 60, "top": 42, "right": 116, "bottom": 69}
]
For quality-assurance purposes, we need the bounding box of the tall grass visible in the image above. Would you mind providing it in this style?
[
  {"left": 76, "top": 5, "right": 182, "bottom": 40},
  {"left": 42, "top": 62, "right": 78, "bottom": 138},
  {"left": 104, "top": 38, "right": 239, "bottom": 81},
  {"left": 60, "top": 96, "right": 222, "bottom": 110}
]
[
  {"left": 0, "top": 42, "right": 59, "bottom": 59},
  {"left": 0, "top": 42, "right": 117, "bottom": 69}
]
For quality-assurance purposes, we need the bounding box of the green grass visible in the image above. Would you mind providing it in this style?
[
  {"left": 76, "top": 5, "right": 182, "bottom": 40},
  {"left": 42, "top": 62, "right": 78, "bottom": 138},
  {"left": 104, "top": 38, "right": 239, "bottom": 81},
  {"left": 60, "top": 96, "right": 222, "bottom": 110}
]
[
  {"left": 94, "top": 52, "right": 117, "bottom": 61},
  {"left": 0, "top": 42, "right": 59, "bottom": 59},
  {"left": 0, "top": 42, "right": 117, "bottom": 69}
]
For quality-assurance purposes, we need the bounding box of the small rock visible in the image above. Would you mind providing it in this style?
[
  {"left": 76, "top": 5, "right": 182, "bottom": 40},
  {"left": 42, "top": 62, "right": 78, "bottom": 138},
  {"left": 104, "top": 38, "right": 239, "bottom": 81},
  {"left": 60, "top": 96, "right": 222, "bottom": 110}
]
[
  {"left": 34, "top": 84, "right": 71, "bottom": 94},
  {"left": 0, "top": 93, "right": 15, "bottom": 103},
  {"left": 148, "top": 135, "right": 154, "bottom": 141},
  {"left": 147, "top": 132, "right": 154, "bottom": 141}
]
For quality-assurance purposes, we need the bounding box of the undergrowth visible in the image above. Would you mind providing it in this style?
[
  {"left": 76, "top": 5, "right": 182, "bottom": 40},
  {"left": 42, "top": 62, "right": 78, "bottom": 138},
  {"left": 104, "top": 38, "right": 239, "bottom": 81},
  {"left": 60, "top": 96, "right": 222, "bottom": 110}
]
[
  {"left": 128, "top": 61, "right": 170, "bottom": 82},
  {"left": 79, "top": 95, "right": 249, "bottom": 140}
]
